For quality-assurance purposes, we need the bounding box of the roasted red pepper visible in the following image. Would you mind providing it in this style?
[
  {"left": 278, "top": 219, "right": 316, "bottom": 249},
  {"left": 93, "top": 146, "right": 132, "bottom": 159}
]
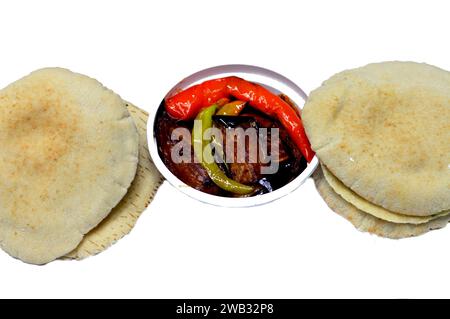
[{"left": 165, "top": 76, "right": 315, "bottom": 162}]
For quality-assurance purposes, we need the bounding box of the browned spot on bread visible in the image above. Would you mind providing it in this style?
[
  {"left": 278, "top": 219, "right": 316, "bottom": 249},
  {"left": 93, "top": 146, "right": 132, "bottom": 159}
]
[{"left": 1, "top": 83, "right": 80, "bottom": 178}]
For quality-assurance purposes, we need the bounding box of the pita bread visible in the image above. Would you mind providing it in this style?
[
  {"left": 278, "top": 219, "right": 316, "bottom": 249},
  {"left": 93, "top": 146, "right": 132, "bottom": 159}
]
[
  {"left": 321, "top": 165, "right": 449, "bottom": 224},
  {"left": 303, "top": 62, "right": 450, "bottom": 216},
  {"left": 64, "top": 103, "right": 163, "bottom": 260},
  {"left": 313, "top": 166, "right": 450, "bottom": 239},
  {"left": 0, "top": 68, "right": 139, "bottom": 264}
]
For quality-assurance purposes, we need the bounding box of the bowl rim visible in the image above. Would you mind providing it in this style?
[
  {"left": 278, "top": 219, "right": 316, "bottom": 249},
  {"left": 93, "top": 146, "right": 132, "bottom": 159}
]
[{"left": 147, "top": 64, "right": 319, "bottom": 207}]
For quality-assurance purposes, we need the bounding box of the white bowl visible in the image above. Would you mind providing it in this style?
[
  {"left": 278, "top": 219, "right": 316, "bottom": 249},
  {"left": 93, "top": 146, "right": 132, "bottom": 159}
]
[{"left": 147, "top": 64, "right": 319, "bottom": 207}]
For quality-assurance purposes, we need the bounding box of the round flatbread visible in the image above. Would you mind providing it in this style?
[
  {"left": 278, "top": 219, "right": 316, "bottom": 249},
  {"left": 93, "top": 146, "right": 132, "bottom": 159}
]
[
  {"left": 321, "top": 165, "right": 450, "bottom": 224},
  {"left": 313, "top": 165, "right": 450, "bottom": 239},
  {"left": 303, "top": 62, "right": 450, "bottom": 216},
  {"left": 0, "top": 68, "right": 139, "bottom": 264},
  {"left": 64, "top": 103, "right": 163, "bottom": 260}
]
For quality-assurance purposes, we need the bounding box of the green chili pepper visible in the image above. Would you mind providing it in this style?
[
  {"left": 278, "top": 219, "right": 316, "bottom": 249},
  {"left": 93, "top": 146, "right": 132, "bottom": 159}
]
[{"left": 192, "top": 104, "right": 255, "bottom": 195}]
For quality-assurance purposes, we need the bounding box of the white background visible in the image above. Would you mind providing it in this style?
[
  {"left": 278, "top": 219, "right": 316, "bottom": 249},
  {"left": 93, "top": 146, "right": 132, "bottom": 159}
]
[{"left": 0, "top": 0, "right": 449, "bottom": 299}]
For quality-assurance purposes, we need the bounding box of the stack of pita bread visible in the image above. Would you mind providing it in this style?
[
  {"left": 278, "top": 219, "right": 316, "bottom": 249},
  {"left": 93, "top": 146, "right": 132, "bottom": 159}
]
[
  {"left": 0, "top": 68, "right": 162, "bottom": 264},
  {"left": 303, "top": 62, "right": 450, "bottom": 238}
]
